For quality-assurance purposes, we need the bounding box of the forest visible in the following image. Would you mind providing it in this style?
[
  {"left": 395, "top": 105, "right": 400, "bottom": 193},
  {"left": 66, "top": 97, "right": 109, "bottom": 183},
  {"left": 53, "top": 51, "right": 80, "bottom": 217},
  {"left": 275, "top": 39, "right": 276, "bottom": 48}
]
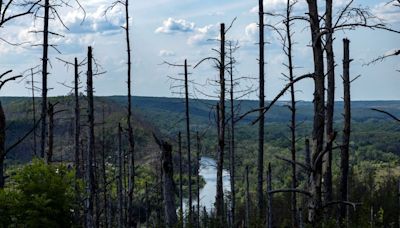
[{"left": 0, "top": 0, "right": 399, "bottom": 228}]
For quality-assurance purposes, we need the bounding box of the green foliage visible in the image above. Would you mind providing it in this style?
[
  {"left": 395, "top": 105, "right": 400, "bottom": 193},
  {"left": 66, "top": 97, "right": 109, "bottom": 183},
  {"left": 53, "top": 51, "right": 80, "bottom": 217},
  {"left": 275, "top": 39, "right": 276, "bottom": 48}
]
[{"left": 0, "top": 159, "right": 77, "bottom": 227}]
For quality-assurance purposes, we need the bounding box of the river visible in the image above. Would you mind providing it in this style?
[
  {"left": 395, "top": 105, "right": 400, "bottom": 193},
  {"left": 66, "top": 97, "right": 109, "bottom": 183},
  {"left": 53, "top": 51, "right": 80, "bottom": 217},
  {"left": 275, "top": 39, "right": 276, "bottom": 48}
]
[{"left": 182, "top": 156, "right": 231, "bottom": 213}]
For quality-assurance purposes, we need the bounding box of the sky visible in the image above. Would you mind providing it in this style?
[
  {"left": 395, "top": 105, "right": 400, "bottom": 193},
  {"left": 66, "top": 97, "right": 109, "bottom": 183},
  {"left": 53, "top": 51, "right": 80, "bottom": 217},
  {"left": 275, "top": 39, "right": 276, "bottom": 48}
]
[{"left": 0, "top": 0, "right": 399, "bottom": 101}]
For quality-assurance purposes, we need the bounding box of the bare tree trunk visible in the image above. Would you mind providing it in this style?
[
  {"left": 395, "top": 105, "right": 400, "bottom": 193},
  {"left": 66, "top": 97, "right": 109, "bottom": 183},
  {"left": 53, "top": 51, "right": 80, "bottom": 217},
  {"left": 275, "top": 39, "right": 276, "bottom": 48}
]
[
  {"left": 74, "top": 58, "right": 81, "bottom": 178},
  {"left": 323, "top": 0, "right": 334, "bottom": 207},
  {"left": 46, "top": 102, "right": 54, "bottom": 163},
  {"left": 102, "top": 105, "right": 108, "bottom": 227},
  {"left": 85, "top": 46, "right": 95, "bottom": 228},
  {"left": 245, "top": 165, "right": 250, "bottom": 228},
  {"left": 284, "top": 0, "right": 297, "bottom": 226},
  {"left": 40, "top": 0, "right": 49, "bottom": 158},
  {"left": 196, "top": 132, "right": 201, "bottom": 228},
  {"left": 155, "top": 136, "right": 178, "bottom": 227},
  {"left": 340, "top": 38, "right": 351, "bottom": 224},
  {"left": 216, "top": 23, "right": 226, "bottom": 225},
  {"left": 117, "top": 123, "right": 123, "bottom": 228},
  {"left": 257, "top": 0, "right": 266, "bottom": 219},
  {"left": 178, "top": 131, "right": 183, "bottom": 224},
  {"left": 0, "top": 102, "right": 5, "bottom": 188},
  {"left": 228, "top": 42, "right": 236, "bottom": 228},
  {"left": 30, "top": 68, "right": 37, "bottom": 157},
  {"left": 267, "top": 163, "right": 272, "bottom": 228},
  {"left": 123, "top": 0, "right": 135, "bottom": 226},
  {"left": 306, "top": 0, "right": 325, "bottom": 224}
]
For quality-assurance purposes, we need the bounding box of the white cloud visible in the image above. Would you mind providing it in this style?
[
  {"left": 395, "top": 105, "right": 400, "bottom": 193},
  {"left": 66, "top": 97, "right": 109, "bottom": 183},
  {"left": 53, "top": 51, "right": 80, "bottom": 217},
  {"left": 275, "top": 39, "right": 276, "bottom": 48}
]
[
  {"left": 372, "top": 2, "right": 400, "bottom": 23},
  {"left": 159, "top": 49, "right": 176, "bottom": 57},
  {"left": 187, "top": 24, "right": 219, "bottom": 46},
  {"left": 244, "top": 23, "right": 258, "bottom": 43},
  {"left": 155, "top": 18, "right": 195, "bottom": 34}
]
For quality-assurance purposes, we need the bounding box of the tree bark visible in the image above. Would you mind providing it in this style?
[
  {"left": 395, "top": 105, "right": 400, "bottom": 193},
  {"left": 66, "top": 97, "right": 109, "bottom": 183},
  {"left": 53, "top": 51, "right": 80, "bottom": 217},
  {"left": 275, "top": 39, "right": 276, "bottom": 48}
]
[
  {"left": 306, "top": 0, "right": 325, "bottom": 224},
  {"left": 156, "top": 136, "right": 178, "bottom": 227},
  {"left": 46, "top": 102, "right": 54, "bottom": 163},
  {"left": 323, "top": 0, "right": 334, "bottom": 207},
  {"left": 0, "top": 102, "right": 5, "bottom": 188},
  {"left": 40, "top": 0, "right": 49, "bottom": 158},
  {"left": 85, "top": 46, "right": 95, "bottom": 228},
  {"left": 184, "top": 59, "right": 193, "bottom": 224},
  {"left": 257, "top": 0, "right": 266, "bottom": 219},
  {"left": 216, "top": 23, "right": 226, "bottom": 225},
  {"left": 340, "top": 38, "right": 351, "bottom": 224}
]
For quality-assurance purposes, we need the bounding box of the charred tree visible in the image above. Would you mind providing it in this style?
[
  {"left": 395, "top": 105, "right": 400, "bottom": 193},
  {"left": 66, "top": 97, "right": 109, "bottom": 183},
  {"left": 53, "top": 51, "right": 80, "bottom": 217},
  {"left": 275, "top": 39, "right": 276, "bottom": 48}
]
[
  {"left": 323, "top": 0, "right": 334, "bottom": 206},
  {"left": 306, "top": 0, "right": 325, "bottom": 224},
  {"left": 46, "top": 102, "right": 54, "bottom": 163},
  {"left": 340, "top": 38, "right": 351, "bottom": 224},
  {"left": 155, "top": 135, "right": 178, "bottom": 227},
  {"left": 74, "top": 58, "right": 81, "bottom": 178},
  {"left": 40, "top": 0, "right": 49, "bottom": 158},
  {"left": 257, "top": 0, "right": 266, "bottom": 219},
  {"left": 216, "top": 23, "right": 226, "bottom": 225},
  {"left": 85, "top": 46, "right": 95, "bottom": 228},
  {"left": 30, "top": 68, "right": 38, "bottom": 157}
]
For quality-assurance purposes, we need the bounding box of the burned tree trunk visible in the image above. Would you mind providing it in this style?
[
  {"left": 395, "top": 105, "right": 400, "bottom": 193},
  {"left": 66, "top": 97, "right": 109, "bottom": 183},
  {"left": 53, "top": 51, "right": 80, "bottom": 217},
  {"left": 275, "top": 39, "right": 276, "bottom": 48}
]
[
  {"left": 178, "top": 131, "right": 183, "bottom": 222},
  {"left": 257, "top": 0, "right": 266, "bottom": 219},
  {"left": 47, "top": 102, "right": 54, "bottom": 163},
  {"left": 196, "top": 132, "right": 201, "bottom": 228},
  {"left": 340, "top": 38, "right": 351, "bottom": 224},
  {"left": 40, "top": 0, "right": 49, "bottom": 158},
  {"left": 117, "top": 123, "right": 124, "bottom": 228},
  {"left": 306, "top": 0, "right": 325, "bottom": 224},
  {"left": 85, "top": 46, "right": 95, "bottom": 228},
  {"left": 184, "top": 59, "right": 193, "bottom": 224},
  {"left": 323, "top": 0, "right": 334, "bottom": 206},
  {"left": 155, "top": 135, "right": 178, "bottom": 227},
  {"left": 30, "top": 68, "right": 37, "bottom": 157},
  {"left": 74, "top": 57, "right": 81, "bottom": 178},
  {"left": 124, "top": 0, "right": 136, "bottom": 226},
  {"left": 0, "top": 102, "right": 5, "bottom": 188},
  {"left": 216, "top": 23, "right": 226, "bottom": 225}
]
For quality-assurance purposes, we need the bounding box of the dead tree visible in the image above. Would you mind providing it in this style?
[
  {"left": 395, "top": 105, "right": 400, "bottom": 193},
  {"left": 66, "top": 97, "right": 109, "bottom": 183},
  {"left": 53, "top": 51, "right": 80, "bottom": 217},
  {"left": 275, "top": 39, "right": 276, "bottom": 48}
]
[
  {"left": 74, "top": 58, "right": 81, "bottom": 178},
  {"left": 257, "top": 0, "right": 266, "bottom": 218},
  {"left": 117, "top": 123, "right": 124, "bottom": 228},
  {"left": 85, "top": 46, "right": 95, "bottom": 228},
  {"left": 46, "top": 102, "right": 54, "bottom": 163},
  {"left": 340, "top": 38, "right": 351, "bottom": 224},
  {"left": 178, "top": 131, "right": 183, "bottom": 223},
  {"left": 305, "top": 0, "right": 325, "bottom": 224},
  {"left": 40, "top": 0, "right": 50, "bottom": 158},
  {"left": 0, "top": 71, "right": 22, "bottom": 188},
  {"left": 154, "top": 135, "right": 178, "bottom": 227},
  {"left": 322, "top": 0, "right": 334, "bottom": 205},
  {"left": 196, "top": 132, "right": 201, "bottom": 228}
]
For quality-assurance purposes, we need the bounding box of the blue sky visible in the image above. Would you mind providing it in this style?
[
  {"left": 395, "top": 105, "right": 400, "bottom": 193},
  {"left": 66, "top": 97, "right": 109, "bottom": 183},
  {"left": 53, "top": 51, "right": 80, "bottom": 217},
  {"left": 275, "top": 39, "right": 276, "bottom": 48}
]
[{"left": 0, "top": 0, "right": 399, "bottom": 101}]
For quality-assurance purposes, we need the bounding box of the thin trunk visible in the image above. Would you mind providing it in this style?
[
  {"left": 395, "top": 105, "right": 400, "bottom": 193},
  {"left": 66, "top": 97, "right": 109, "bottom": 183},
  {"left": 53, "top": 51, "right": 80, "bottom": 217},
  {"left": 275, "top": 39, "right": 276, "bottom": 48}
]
[
  {"left": 216, "top": 23, "right": 226, "bottom": 224},
  {"left": 178, "top": 131, "right": 183, "bottom": 223},
  {"left": 31, "top": 68, "right": 37, "bottom": 157},
  {"left": 74, "top": 58, "right": 81, "bottom": 178},
  {"left": 306, "top": 0, "right": 325, "bottom": 224},
  {"left": 40, "top": 0, "right": 49, "bottom": 158},
  {"left": 85, "top": 46, "right": 95, "bottom": 228},
  {"left": 245, "top": 165, "right": 250, "bottom": 228},
  {"left": 184, "top": 59, "right": 193, "bottom": 224},
  {"left": 117, "top": 123, "right": 123, "bottom": 228},
  {"left": 258, "top": 0, "right": 266, "bottom": 219},
  {"left": 340, "top": 38, "right": 351, "bottom": 224},
  {"left": 102, "top": 105, "right": 108, "bottom": 227},
  {"left": 196, "top": 132, "right": 201, "bottom": 228},
  {"left": 46, "top": 102, "right": 53, "bottom": 163},
  {"left": 285, "top": 0, "right": 297, "bottom": 226},
  {"left": 156, "top": 137, "right": 178, "bottom": 227},
  {"left": 323, "top": 0, "right": 334, "bottom": 206},
  {"left": 0, "top": 102, "right": 5, "bottom": 188},
  {"left": 267, "top": 164, "right": 272, "bottom": 228},
  {"left": 228, "top": 42, "right": 236, "bottom": 228},
  {"left": 125, "top": 0, "right": 135, "bottom": 226}
]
